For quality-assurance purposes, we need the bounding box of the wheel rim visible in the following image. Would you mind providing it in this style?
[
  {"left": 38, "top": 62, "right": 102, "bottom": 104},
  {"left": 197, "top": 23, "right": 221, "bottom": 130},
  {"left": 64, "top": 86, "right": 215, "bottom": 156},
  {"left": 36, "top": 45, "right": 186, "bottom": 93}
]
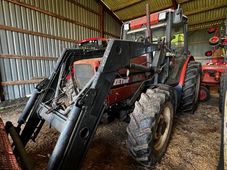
[
  {"left": 195, "top": 74, "right": 201, "bottom": 103},
  {"left": 154, "top": 105, "right": 171, "bottom": 151},
  {"left": 224, "top": 91, "right": 227, "bottom": 169},
  {"left": 199, "top": 87, "right": 208, "bottom": 101}
]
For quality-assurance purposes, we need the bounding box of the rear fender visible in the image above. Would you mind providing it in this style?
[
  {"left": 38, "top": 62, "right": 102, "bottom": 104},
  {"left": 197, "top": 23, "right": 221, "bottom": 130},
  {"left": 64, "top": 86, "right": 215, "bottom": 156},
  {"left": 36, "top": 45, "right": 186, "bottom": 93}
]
[
  {"left": 174, "top": 55, "right": 195, "bottom": 107},
  {"left": 178, "top": 55, "right": 195, "bottom": 87}
]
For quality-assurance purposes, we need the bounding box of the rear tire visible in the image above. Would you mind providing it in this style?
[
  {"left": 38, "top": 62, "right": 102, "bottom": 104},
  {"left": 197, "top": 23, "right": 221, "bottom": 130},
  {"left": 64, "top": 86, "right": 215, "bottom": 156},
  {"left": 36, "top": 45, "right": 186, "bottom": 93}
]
[
  {"left": 127, "top": 86, "right": 174, "bottom": 167},
  {"left": 181, "top": 61, "right": 201, "bottom": 113},
  {"left": 219, "top": 72, "right": 227, "bottom": 113}
]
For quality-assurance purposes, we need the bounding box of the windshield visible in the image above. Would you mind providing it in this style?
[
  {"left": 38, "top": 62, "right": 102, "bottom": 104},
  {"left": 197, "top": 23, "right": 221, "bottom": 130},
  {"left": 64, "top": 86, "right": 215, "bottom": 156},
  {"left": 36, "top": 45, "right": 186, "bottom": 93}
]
[
  {"left": 125, "top": 23, "right": 185, "bottom": 53},
  {"left": 171, "top": 24, "right": 184, "bottom": 53},
  {"left": 77, "top": 40, "right": 107, "bottom": 49},
  {"left": 125, "top": 26, "right": 167, "bottom": 43}
]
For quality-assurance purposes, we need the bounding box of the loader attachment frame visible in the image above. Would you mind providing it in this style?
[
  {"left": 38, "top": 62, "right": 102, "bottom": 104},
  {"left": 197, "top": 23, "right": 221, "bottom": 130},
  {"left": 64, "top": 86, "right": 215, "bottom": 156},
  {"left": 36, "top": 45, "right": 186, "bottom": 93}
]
[
  {"left": 14, "top": 39, "right": 161, "bottom": 170},
  {"left": 3, "top": 7, "right": 193, "bottom": 170},
  {"left": 48, "top": 40, "right": 159, "bottom": 169}
]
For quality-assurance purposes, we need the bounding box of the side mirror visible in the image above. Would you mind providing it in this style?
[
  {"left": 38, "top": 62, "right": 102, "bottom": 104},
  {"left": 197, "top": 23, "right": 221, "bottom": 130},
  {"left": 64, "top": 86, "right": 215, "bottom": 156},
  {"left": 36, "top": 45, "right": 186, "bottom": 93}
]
[
  {"left": 205, "top": 51, "right": 212, "bottom": 57},
  {"left": 173, "top": 5, "right": 183, "bottom": 24}
]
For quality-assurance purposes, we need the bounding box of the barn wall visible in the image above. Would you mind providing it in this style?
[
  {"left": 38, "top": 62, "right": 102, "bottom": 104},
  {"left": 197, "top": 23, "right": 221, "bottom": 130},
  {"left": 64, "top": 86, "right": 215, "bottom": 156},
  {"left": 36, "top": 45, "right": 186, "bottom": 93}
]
[
  {"left": 188, "top": 29, "right": 213, "bottom": 65},
  {"left": 0, "top": 0, "right": 121, "bottom": 100},
  {"left": 104, "top": 11, "right": 121, "bottom": 38}
]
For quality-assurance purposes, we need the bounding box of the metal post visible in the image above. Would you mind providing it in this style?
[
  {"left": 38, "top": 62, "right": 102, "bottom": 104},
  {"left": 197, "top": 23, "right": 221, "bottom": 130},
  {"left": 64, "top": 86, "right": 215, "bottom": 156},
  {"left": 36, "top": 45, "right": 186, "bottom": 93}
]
[
  {"left": 145, "top": 3, "right": 152, "bottom": 42},
  {"left": 145, "top": 3, "right": 152, "bottom": 68}
]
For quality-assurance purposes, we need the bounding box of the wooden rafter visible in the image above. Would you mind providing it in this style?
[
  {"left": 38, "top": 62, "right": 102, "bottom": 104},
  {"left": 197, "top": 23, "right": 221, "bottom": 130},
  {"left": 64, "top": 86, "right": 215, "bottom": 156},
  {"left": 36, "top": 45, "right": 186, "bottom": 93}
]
[
  {"left": 189, "top": 20, "right": 225, "bottom": 31},
  {"left": 67, "top": 0, "right": 100, "bottom": 15},
  {"left": 96, "top": 0, "right": 122, "bottom": 25},
  {"left": 189, "top": 15, "right": 226, "bottom": 26}
]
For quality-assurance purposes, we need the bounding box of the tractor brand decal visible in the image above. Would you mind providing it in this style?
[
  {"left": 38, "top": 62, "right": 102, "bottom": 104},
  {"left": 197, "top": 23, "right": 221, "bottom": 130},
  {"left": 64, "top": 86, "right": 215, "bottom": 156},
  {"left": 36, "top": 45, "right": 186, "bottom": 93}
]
[
  {"left": 113, "top": 77, "right": 129, "bottom": 86},
  {"left": 113, "top": 74, "right": 145, "bottom": 86}
]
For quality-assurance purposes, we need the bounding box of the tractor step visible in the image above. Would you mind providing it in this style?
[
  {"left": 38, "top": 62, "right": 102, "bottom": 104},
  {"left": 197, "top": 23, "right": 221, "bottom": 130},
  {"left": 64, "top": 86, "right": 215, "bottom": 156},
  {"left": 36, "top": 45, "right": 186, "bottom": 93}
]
[{"left": 0, "top": 118, "right": 20, "bottom": 170}]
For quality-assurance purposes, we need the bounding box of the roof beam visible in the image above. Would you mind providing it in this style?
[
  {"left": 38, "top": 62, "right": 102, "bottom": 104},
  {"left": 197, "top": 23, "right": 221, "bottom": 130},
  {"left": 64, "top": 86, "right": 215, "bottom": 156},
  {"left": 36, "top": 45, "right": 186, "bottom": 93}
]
[
  {"left": 96, "top": 0, "right": 122, "bottom": 25},
  {"left": 185, "top": 2, "right": 227, "bottom": 16},
  {"left": 67, "top": 0, "right": 100, "bottom": 16},
  {"left": 189, "top": 19, "right": 225, "bottom": 27},
  {"left": 189, "top": 20, "right": 225, "bottom": 31},
  {"left": 189, "top": 16, "right": 226, "bottom": 26},
  {"left": 113, "top": 0, "right": 145, "bottom": 12}
]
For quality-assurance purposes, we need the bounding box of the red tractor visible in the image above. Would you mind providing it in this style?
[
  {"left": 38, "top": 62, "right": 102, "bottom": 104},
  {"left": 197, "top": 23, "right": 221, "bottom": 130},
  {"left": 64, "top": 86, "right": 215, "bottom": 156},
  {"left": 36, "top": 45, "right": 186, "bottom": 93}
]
[
  {"left": 200, "top": 25, "right": 227, "bottom": 103},
  {"left": 3, "top": 7, "right": 201, "bottom": 169}
]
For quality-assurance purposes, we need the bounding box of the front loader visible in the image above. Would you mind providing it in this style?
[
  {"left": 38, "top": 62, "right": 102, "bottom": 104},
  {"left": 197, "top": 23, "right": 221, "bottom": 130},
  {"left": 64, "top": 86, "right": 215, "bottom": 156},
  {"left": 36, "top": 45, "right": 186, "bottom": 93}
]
[{"left": 4, "top": 6, "right": 201, "bottom": 169}]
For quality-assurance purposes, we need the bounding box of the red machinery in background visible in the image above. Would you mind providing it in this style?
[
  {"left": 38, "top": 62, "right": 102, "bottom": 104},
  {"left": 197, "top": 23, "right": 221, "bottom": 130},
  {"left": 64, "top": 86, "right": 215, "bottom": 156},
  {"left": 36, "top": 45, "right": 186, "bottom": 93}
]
[{"left": 199, "top": 25, "right": 227, "bottom": 102}]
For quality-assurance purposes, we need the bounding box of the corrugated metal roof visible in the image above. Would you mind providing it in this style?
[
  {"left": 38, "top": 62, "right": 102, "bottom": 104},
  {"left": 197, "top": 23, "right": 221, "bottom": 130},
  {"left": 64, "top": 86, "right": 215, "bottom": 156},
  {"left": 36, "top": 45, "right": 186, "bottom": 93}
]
[
  {"left": 103, "top": 0, "right": 141, "bottom": 11},
  {"left": 101, "top": 0, "right": 227, "bottom": 31},
  {"left": 188, "top": 7, "right": 227, "bottom": 25},
  {"left": 116, "top": 0, "right": 173, "bottom": 21},
  {"left": 182, "top": 0, "right": 227, "bottom": 15}
]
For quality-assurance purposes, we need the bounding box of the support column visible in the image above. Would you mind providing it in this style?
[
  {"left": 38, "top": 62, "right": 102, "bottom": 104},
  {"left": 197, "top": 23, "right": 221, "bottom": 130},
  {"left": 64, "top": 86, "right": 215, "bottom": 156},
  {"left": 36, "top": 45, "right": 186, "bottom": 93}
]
[{"left": 100, "top": 4, "right": 104, "bottom": 37}]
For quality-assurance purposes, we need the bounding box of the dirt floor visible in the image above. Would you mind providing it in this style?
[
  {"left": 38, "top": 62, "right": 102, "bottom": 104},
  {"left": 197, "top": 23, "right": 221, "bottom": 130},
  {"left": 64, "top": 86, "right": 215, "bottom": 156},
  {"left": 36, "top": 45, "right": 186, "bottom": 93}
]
[{"left": 0, "top": 96, "right": 221, "bottom": 170}]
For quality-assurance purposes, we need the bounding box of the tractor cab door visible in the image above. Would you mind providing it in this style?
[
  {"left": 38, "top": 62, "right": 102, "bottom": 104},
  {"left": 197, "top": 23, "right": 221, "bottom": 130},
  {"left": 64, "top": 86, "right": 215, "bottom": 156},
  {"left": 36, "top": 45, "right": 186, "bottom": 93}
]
[{"left": 166, "top": 21, "right": 188, "bottom": 85}]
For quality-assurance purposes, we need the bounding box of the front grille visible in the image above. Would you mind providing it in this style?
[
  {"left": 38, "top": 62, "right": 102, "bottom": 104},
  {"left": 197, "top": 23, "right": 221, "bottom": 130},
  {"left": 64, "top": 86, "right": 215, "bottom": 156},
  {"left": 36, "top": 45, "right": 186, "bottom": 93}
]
[{"left": 74, "top": 64, "right": 94, "bottom": 89}]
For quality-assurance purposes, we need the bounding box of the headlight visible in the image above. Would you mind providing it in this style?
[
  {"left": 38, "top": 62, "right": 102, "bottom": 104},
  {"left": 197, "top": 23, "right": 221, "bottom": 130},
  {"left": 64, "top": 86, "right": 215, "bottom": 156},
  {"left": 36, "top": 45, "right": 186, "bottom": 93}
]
[
  {"left": 159, "top": 12, "right": 166, "bottom": 21},
  {"left": 124, "top": 23, "right": 130, "bottom": 31}
]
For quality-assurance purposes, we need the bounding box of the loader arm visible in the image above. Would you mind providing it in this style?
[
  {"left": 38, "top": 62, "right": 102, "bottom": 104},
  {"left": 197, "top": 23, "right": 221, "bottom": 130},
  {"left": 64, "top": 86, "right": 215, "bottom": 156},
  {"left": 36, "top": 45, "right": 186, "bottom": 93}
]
[
  {"left": 48, "top": 39, "right": 158, "bottom": 169},
  {"left": 18, "top": 48, "right": 106, "bottom": 146}
]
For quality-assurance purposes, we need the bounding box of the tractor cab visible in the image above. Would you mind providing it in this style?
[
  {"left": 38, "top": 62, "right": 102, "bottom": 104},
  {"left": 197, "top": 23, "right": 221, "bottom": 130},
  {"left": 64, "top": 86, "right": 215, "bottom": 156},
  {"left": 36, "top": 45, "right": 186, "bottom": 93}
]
[
  {"left": 121, "top": 9, "right": 189, "bottom": 85},
  {"left": 122, "top": 9, "right": 188, "bottom": 56},
  {"left": 72, "top": 9, "right": 190, "bottom": 93}
]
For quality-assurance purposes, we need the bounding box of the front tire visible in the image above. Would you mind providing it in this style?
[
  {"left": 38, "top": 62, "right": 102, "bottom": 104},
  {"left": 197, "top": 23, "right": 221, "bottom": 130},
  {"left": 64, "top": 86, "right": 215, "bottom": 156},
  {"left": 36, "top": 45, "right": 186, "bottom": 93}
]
[{"left": 127, "top": 87, "right": 174, "bottom": 167}]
